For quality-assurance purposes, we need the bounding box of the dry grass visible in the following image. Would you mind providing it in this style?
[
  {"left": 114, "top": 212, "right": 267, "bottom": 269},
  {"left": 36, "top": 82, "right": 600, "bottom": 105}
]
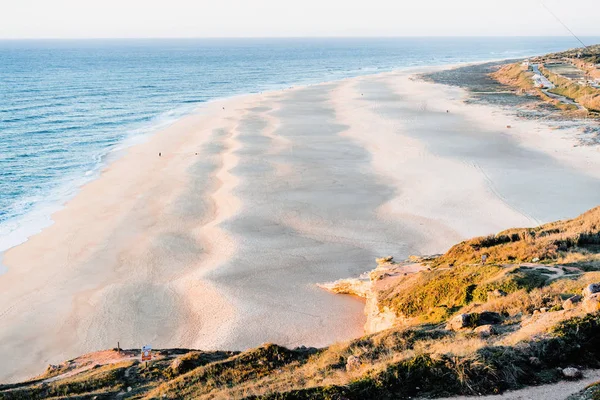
[
  {"left": 432, "top": 206, "right": 600, "bottom": 268},
  {"left": 491, "top": 63, "right": 535, "bottom": 92},
  {"left": 377, "top": 263, "right": 554, "bottom": 323},
  {"left": 540, "top": 65, "right": 600, "bottom": 112},
  {"left": 490, "top": 61, "right": 583, "bottom": 112},
  {"left": 4, "top": 205, "right": 600, "bottom": 399}
]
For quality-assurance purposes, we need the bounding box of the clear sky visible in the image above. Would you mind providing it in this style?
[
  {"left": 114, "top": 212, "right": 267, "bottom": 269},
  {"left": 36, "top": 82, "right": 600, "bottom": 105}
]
[{"left": 0, "top": 0, "right": 599, "bottom": 39}]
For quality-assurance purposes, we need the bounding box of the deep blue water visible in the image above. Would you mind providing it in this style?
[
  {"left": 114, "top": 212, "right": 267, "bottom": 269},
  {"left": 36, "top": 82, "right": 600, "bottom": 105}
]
[{"left": 1, "top": 37, "right": 598, "bottom": 252}]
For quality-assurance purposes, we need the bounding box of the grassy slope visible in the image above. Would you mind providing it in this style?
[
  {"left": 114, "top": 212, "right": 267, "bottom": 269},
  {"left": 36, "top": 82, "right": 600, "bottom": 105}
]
[
  {"left": 434, "top": 206, "right": 600, "bottom": 268},
  {"left": 490, "top": 63, "right": 535, "bottom": 92},
  {"left": 2, "top": 206, "right": 600, "bottom": 399},
  {"left": 491, "top": 62, "right": 579, "bottom": 111},
  {"left": 377, "top": 206, "right": 600, "bottom": 324},
  {"left": 539, "top": 65, "right": 600, "bottom": 112}
]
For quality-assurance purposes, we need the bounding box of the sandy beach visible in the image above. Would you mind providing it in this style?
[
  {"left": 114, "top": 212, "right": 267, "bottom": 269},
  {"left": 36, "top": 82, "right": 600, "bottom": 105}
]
[{"left": 1, "top": 65, "right": 600, "bottom": 383}]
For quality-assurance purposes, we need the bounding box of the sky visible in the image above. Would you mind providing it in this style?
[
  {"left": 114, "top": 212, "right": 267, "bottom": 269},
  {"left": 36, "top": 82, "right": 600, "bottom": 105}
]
[{"left": 0, "top": 0, "right": 599, "bottom": 39}]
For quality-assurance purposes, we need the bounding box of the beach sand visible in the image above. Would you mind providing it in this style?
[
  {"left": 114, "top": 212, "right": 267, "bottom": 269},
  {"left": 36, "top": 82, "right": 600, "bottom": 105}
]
[{"left": 1, "top": 66, "right": 600, "bottom": 383}]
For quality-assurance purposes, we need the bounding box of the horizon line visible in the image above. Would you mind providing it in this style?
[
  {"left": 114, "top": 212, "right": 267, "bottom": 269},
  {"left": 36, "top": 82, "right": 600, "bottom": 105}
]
[{"left": 1, "top": 35, "right": 600, "bottom": 41}]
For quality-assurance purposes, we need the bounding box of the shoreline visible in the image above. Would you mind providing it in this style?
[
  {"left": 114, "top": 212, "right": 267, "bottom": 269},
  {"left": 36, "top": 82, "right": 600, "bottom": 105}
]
[
  {"left": 0, "top": 57, "right": 521, "bottom": 262},
  {"left": 2, "top": 59, "right": 600, "bottom": 383}
]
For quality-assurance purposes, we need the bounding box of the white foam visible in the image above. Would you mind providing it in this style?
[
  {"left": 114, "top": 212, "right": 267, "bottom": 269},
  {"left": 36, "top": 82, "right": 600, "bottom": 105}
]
[{"left": 0, "top": 103, "right": 198, "bottom": 259}]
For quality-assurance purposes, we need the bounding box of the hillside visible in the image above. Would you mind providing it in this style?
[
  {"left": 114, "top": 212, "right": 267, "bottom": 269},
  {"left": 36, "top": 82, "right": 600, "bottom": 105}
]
[
  {"left": 2, "top": 206, "right": 600, "bottom": 399},
  {"left": 492, "top": 44, "right": 600, "bottom": 114}
]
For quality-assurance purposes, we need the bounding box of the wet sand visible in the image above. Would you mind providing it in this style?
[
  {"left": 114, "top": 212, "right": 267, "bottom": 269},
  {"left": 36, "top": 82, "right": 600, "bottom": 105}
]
[{"left": 1, "top": 66, "right": 600, "bottom": 383}]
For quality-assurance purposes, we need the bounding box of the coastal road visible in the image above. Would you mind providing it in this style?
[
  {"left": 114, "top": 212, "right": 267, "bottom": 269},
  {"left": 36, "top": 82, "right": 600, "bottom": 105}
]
[{"left": 533, "top": 64, "right": 586, "bottom": 110}]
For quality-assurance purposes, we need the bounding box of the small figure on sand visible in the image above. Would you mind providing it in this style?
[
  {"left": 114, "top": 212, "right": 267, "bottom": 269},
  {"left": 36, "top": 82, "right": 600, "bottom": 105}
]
[
  {"left": 481, "top": 254, "right": 488, "bottom": 265},
  {"left": 158, "top": 152, "right": 161, "bottom": 157}
]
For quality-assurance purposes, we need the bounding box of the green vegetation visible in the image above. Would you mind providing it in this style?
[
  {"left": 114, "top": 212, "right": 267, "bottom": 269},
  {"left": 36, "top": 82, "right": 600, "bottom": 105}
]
[
  {"left": 545, "top": 44, "right": 600, "bottom": 65},
  {"left": 2, "top": 206, "right": 600, "bottom": 399},
  {"left": 432, "top": 206, "right": 600, "bottom": 268},
  {"left": 258, "top": 313, "right": 600, "bottom": 400},
  {"left": 8, "top": 313, "right": 600, "bottom": 400},
  {"left": 0, "top": 361, "right": 135, "bottom": 399},
  {"left": 540, "top": 65, "right": 600, "bottom": 112},
  {"left": 567, "top": 381, "right": 600, "bottom": 400},
  {"left": 491, "top": 62, "right": 579, "bottom": 111},
  {"left": 490, "top": 44, "right": 600, "bottom": 114},
  {"left": 491, "top": 63, "right": 535, "bottom": 91},
  {"left": 377, "top": 263, "right": 551, "bottom": 323}
]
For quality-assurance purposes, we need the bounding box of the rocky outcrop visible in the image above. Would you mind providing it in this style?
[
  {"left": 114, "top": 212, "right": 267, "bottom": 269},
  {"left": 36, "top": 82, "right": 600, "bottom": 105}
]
[
  {"left": 317, "top": 276, "right": 371, "bottom": 298},
  {"left": 446, "top": 312, "right": 503, "bottom": 331},
  {"left": 562, "top": 367, "right": 583, "bottom": 379},
  {"left": 576, "top": 283, "right": 600, "bottom": 313},
  {"left": 319, "top": 257, "right": 426, "bottom": 334},
  {"left": 563, "top": 295, "right": 583, "bottom": 310},
  {"left": 364, "top": 297, "right": 397, "bottom": 334},
  {"left": 583, "top": 293, "right": 600, "bottom": 313},
  {"left": 582, "top": 283, "right": 600, "bottom": 298},
  {"left": 474, "top": 324, "right": 497, "bottom": 338},
  {"left": 318, "top": 268, "right": 397, "bottom": 333}
]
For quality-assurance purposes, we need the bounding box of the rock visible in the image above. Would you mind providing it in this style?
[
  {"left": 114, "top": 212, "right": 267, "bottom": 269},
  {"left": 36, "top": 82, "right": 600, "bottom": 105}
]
[
  {"left": 376, "top": 256, "right": 394, "bottom": 265},
  {"left": 562, "top": 367, "right": 583, "bottom": 379},
  {"left": 529, "top": 357, "right": 541, "bottom": 367},
  {"left": 488, "top": 289, "right": 507, "bottom": 299},
  {"left": 446, "top": 312, "right": 502, "bottom": 331},
  {"left": 540, "top": 307, "right": 549, "bottom": 313},
  {"left": 474, "top": 324, "right": 497, "bottom": 338},
  {"left": 45, "top": 364, "right": 59, "bottom": 374},
  {"left": 294, "top": 346, "right": 318, "bottom": 355},
  {"left": 373, "top": 272, "right": 391, "bottom": 281},
  {"left": 478, "top": 311, "right": 503, "bottom": 325},
  {"left": 127, "top": 386, "right": 132, "bottom": 392},
  {"left": 170, "top": 357, "right": 183, "bottom": 374},
  {"left": 582, "top": 293, "right": 600, "bottom": 313},
  {"left": 408, "top": 255, "right": 422, "bottom": 262},
  {"left": 446, "top": 313, "right": 470, "bottom": 331},
  {"left": 582, "top": 283, "right": 600, "bottom": 297},
  {"left": 532, "top": 257, "right": 540, "bottom": 263},
  {"left": 345, "top": 355, "right": 361, "bottom": 372},
  {"left": 563, "top": 295, "right": 583, "bottom": 310}
]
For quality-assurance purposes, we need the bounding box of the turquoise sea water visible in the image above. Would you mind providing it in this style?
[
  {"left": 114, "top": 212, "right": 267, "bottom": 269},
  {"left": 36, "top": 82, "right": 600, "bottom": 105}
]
[{"left": 0, "top": 37, "right": 598, "bottom": 253}]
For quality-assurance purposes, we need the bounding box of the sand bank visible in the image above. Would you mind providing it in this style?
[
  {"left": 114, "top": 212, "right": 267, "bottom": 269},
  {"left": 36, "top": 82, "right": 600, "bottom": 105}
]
[{"left": 1, "top": 65, "right": 600, "bottom": 382}]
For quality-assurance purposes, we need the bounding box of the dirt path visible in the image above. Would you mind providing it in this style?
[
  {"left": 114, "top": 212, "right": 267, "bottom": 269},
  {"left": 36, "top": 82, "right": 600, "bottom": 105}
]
[{"left": 434, "top": 370, "right": 600, "bottom": 400}]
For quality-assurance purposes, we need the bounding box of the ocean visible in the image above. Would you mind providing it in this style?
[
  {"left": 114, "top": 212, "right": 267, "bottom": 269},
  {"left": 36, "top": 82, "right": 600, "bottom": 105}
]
[{"left": 0, "top": 37, "right": 597, "bottom": 255}]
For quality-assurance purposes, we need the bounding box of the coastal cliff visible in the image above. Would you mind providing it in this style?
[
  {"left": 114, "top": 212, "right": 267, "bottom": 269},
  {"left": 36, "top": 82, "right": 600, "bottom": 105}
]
[{"left": 318, "top": 257, "right": 427, "bottom": 334}]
